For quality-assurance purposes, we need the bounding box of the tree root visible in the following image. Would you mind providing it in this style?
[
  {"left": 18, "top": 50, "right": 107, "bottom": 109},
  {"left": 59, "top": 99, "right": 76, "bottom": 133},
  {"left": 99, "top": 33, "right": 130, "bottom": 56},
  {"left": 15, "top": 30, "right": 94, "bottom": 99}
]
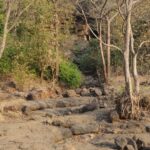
[{"left": 116, "top": 94, "right": 141, "bottom": 120}]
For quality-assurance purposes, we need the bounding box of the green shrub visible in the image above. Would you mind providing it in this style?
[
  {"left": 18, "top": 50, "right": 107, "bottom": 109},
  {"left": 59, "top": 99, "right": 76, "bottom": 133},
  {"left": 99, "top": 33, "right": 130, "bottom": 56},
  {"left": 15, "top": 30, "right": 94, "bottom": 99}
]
[{"left": 59, "top": 60, "right": 82, "bottom": 88}]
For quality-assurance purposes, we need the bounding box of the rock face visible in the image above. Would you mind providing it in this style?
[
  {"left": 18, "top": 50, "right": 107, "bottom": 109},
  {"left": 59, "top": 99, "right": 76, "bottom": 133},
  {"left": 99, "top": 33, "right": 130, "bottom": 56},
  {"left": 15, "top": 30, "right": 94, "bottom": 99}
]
[{"left": 71, "top": 123, "right": 99, "bottom": 135}]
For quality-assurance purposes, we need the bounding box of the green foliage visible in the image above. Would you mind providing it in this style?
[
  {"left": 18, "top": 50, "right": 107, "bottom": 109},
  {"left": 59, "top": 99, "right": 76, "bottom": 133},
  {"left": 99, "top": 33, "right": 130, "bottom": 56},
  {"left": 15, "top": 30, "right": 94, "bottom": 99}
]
[
  {"left": 74, "top": 39, "right": 99, "bottom": 74},
  {"left": 59, "top": 60, "right": 82, "bottom": 88}
]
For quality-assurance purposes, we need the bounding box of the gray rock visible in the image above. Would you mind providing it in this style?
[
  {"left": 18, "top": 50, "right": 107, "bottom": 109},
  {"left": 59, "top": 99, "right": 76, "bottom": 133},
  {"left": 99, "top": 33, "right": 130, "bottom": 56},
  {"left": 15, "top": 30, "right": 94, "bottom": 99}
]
[
  {"left": 80, "top": 103, "right": 97, "bottom": 113},
  {"left": 71, "top": 123, "right": 99, "bottom": 135}
]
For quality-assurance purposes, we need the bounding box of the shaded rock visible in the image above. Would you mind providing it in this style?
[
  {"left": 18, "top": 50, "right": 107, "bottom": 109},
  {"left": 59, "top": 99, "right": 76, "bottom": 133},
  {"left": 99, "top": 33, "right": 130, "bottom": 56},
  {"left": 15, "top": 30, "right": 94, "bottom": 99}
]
[
  {"left": 71, "top": 123, "right": 99, "bottom": 135},
  {"left": 115, "top": 137, "right": 128, "bottom": 150},
  {"left": 52, "top": 120, "right": 64, "bottom": 127},
  {"left": 136, "top": 137, "right": 146, "bottom": 150},
  {"left": 80, "top": 103, "right": 97, "bottom": 113},
  {"left": 146, "top": 126, "right": 150, "bottom": 133},
  {"left": 124, "top": 145, "right": 135, "bottom": 150},
  {"left": 140, "top": 96, "right": 150, "bottom": 109},
  {"left": 110, "top": 110, "right": 120, "bottom": 123}
]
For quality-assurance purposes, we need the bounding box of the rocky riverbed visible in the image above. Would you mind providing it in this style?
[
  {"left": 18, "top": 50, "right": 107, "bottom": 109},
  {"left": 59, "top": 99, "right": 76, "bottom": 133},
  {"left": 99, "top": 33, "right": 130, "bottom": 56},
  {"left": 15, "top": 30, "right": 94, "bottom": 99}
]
[{"left": 0, "top": 95, "right": 150, "bottom": 150}]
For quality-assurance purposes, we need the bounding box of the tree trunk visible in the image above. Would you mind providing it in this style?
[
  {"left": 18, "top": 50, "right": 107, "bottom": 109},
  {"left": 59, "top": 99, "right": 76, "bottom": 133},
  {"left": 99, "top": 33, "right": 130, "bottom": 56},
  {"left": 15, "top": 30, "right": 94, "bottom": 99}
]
[
  {"left": 123, "top": 2, "right": 133, "bottom": 99},
  {"left": 133, "top": 53, "right": 139, "bottom": 94},
  {"left": 0, "top": 2, "right": 11, "bottom": 58},
  {"left": 107, "top": 20, "right": 111, "bottom": 81},
  {"left": 99, "top": 23, "right": 107, "bottom": 83}
]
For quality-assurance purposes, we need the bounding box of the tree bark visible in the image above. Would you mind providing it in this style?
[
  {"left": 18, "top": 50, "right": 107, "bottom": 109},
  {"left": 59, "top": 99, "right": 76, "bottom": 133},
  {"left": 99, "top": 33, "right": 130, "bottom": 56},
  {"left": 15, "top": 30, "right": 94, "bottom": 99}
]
[
  {"left": 123, "top": 0, "right": 133, "bottom": 99},
  {"left": 0, "top": 2, "right": 11, "bottom": 58},
  {"left": 99, "top": 23, "right": 107, "bottom": 83},
  {"left": 132, "top": 53, "right": 139, "bottom": 94},
  {"left": 107, "top": 20, "right": 111, "bottom": 80}
]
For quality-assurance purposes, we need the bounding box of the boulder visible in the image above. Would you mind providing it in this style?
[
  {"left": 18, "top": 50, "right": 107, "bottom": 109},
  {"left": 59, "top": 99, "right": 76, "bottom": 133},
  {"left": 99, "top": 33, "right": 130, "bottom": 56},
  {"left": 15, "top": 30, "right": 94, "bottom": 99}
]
[
  {"left": 90, "top": 88, "right": 102, "bottom": 96},
  {"left": 80, "top": 103, "right": 97, "bottom": 113},
  {"left": 75, "top": 88, "right": 82, "bottom": 95},
  {"left": 71, "top": 123, "right": 99, "bottom": 135},
  {"left": 80, "top": 88, "right": 91, "bottom": 96}
]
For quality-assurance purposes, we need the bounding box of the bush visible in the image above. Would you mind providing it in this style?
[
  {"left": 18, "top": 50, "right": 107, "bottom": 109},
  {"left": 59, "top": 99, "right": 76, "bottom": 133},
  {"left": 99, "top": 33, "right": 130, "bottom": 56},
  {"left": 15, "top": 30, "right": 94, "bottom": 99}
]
[
  {"left": 59, "top": 60, "right": 82, "bottom": 88},
  {"left": 12, "top": 62, "right": 36, "bottom": 91}
]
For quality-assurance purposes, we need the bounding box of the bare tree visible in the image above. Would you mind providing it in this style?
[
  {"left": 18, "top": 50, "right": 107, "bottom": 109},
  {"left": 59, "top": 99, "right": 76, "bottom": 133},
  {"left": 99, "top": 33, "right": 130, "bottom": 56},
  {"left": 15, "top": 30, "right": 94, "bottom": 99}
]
[
  {"left": 116, "top": 0, "right": 149, "bottom": 118},
  {"left": 0, "top": 0, "right": 34, "bottom": 59}
]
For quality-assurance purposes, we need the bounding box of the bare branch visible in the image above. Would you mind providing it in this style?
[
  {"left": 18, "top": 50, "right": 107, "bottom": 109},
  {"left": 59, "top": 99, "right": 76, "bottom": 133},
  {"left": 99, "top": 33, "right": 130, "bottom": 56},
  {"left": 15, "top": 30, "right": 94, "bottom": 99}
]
[
  {"left": 8, "top": 0, "right": 34, "bottom": 32},
  {"left": 138, "top": 40, "right": 150, "bottom": 51}
]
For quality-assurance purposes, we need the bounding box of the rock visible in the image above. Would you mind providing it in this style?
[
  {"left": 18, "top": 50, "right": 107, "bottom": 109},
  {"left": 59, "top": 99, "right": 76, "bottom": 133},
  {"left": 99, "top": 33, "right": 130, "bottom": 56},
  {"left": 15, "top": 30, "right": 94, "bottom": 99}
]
[
  {"left": 64, "top": 90, "right": 78, "bottom": 97},
  {"left": 90, "top": 88, "right": 102, "bottom": 96},
  {"left": 124, "top": 145, "right": 135, "bottom": 150},
  {"left": 71, "top": 123, "right": 99, "bottom": 135},
  {"left": 110, "top": 110, "right": 120, "bottom": 123},
  {"left": 2, "top": 81, "right": 17, "bottom": 93},
  {"left": 80, "top": 103, "right": 97, "bottom": 113},
  {"left": 56, "top": 101, "right": 66, "bottom": 108},
  {"left": 136, "top": 137, "right": 146, "bottom": 150},
  {"left": 145, "top": 126, "right": 150, "bottom": 133},
  {"left": 115, "top": 137, "right": 128, "bottom": 150},
  {"left": 99, "top": 100, "right": 108, "bottom": 108},
  {"left": 75, "top": 88, "right": 82, "bottom": 95},
  {"left": 55, "top": 86, "right": 62, "bottom": 96},
  {"left": 62, "top": 144, "right": 76, "bottom": 150},
  {"left": 140, "top": 96, "right": 150, "bottom": 109},
  {"left": 53, "top": 127, "right": 72, "bottom": 142},
  {"left": 26, "top": 87, "right": 52, "bottom": 100},
  {"left": 80, "top": 88, "right": 91, "bottom": 96},
  {"left": 52, "top": 120, "right": 64, "bottom": 127}
]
